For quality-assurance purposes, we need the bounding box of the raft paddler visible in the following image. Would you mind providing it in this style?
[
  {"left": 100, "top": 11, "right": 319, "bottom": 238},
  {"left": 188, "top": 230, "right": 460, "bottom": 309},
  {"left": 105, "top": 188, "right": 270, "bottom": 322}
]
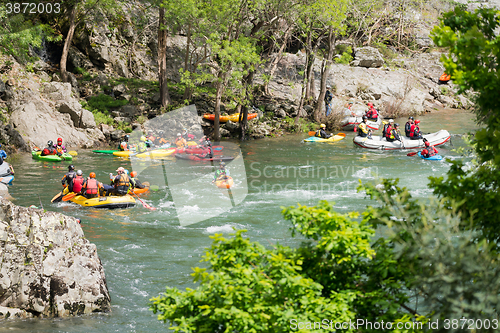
[
  {"left": 357, "top": 116, "right": 372, "bottom": 138},
  {"left": 62, "top": 165, "right": 77, "bottom": 192},
  {"left": 409, "top": 120, "right": 423, "bottom": 140},
  {"left": 71, "top": 170, "right": 85, "bottom": 195},
  {"left": 316, "top": 124, "right": 332, "bottom": 139},
  {"left": 365, "top": 103, "right": 378, "bottom": 120},
  {"left": 386, "top": 123, "right": 402, "bottom": 142},
  {"left": 82, "top": 172, "right": 104, "bottom": 199},
  {"left": 405, "top": 116, "right": 414, "bottom": 137},
  {"left": 107, "top": 167, "right": 131, "bottom": 196},
  {"left": 212, "top": 162, "right": 230, "bottom": 183}
]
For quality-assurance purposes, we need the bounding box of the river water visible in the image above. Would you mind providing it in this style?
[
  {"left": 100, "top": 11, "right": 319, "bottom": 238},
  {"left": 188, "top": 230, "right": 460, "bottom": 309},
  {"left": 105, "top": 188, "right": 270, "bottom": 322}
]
[{"left": 3, "top": 110, "right": 477, "bottom": 332}]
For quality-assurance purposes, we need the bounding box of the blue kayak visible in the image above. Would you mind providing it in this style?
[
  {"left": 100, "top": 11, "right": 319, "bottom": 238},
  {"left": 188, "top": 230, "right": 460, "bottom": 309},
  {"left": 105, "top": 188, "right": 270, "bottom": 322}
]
[{"left": 418, "top": 152, "right": 443, "bottom": 161}]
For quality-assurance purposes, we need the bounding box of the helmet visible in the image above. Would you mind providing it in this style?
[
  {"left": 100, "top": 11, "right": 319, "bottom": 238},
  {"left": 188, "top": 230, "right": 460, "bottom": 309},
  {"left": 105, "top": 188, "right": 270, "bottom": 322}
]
[
  {"left": 409, "top": 116, "right": 414, "bottom": 120},
  {"left": 362, "top": 115, "right": 368, "bottom": 120},
  {"left": 220, "top": 162, "right": 226, "bottom": 167},
  {"left": 130, "top": 171, "right": 137, "bottom": 178},
  {"left": 320, "top": 124, "right": 326, "bottom": 128},
  {"left": 124, "top": 169, "right": 129, "bottom": 174},
  {"left": 47, "top": 140, "right": 53, "bottom": 146},
  {"left": 425, "top": 141, "right": 430, "bottom": 147},
  {"left": 68, "top": 165, "right": 75, "bottom": 171},
  {"left": 140, "top": 136, "right": 146, "bottom": 142},
  {"left": 89, "top": 172, "right": 96, "bottom": 178},
  {"left": 116, "top": 167, "right": 125, "bottom": 174},
  {"left": 389, "top": 119, "right": 394, "bottom": 123},
  {"left": 394, "top": 123, "right": 399, "bottom": 127},
  {"left": 348, "top": 101, "right": 353, "bottom": 105},
  {"left": 415, "top": 120, "right": 420, "bottom": 124},
  {"left": 76, "top": 170, "right": 83, "bottom": 176},
  {"left": 177, "top": 133, "right": 182, "bottom": 136},
  {"left": 57, "top": 138, "right": 62, "bottom": 143},
  {"left": 367, "top": 103, "right": 373, "bottom": 107},
  {"left": 326, "top": 85, "right": 331, "bottom": 89}
]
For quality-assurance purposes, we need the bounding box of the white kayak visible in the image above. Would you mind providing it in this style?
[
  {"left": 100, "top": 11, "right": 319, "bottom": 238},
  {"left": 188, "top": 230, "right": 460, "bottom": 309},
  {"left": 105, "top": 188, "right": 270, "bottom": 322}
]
[
  {"left": 353, "top": 130, "right": 451, "bottom": 150},
  {"left": 341, "top": 116, "right": 382, "bottom": 131}
]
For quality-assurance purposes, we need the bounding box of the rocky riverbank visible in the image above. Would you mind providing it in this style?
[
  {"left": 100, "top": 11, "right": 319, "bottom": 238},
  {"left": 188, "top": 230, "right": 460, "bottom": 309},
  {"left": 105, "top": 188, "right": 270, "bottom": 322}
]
[{"left": 0, "top": 199, "right": 110, "bottom": 319}]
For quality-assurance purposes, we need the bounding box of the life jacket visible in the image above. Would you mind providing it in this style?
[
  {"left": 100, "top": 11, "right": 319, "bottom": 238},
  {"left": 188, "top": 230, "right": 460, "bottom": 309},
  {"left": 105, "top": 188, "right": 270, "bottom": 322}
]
[
  {"left": 316, "top": 130, "right": 322, "bottom": 138},
  {"left": 159, "top": 138, "right": 168, "bottom": 145},
  {"left": 358, "top": 122, "right": 369, "bottom": 135},
  {"left": 366, "top": 108, "right": 378, "bottom": 119},
  {"left": 405, "top": 122, "right": 412, "bottom": 136},
  {"left": 421, "top": 149, "right": 429, "bottom": 158},
  {"left": 72, "top": 176, "right": 84, "bottom": 193},
  {"left": 42, "top": 148, "right": 50, "bottom": 156},
  {"left": 409, "top": 124, "right": 419, "bottom": 138},
  {"left": 116, "top": 174, "right": 130, "bottom": 187},
  {"left": 383, "top": 124, "right": 392, "bottom": 138},
  {"left": 175, "top": 138, "right": 186, "bottom": 147},
  {"left": 137, "top": 142, "right": 147, "bottom": 153},
  {"left": 86, "top": 178, "right": 99, "bottom": 195}
]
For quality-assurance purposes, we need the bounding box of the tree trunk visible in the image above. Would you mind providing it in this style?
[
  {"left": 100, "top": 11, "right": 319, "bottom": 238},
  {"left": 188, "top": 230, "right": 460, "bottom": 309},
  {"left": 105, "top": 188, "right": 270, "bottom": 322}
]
[
  {"left": 213, "top": 75, "right": 223, "bottom": 141},
  {"left": 60, "top": 5, "right": 77, "bottom": 83},
  {"left": 239, "top": 70, "right": 254, "bottom": 140},
  {"left": 182, "top": 22, "right": 192, "bottom": 101},
  {"left": 158, "top": 7, "right": 171, "bottom": 108},
  {"left": 264, "top": 27, "right": 292, "bottom": 96},
  {"left": 314, "top": 28, "right": 335, "bottom": 122}
]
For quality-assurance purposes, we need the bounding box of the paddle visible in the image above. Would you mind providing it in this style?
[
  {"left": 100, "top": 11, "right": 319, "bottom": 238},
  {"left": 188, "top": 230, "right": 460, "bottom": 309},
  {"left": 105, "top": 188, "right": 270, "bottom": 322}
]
[
  {"left": 308, "top": 131, "right": 316, "bottom": 137},
  {"left": 407, "top": 152, "right": 418, "bottom": 156},
  {"left": 51, "top": 191, "right": 64, "bottom": 203},
  {"left": 62, "top": 192, "right": 77, "bottom": 201},
  {"left": 68, "top": 151, "right": 78, "bottom": 156},
  {"left": 131, "top": 192, "right": 156, "bottom": 210}
]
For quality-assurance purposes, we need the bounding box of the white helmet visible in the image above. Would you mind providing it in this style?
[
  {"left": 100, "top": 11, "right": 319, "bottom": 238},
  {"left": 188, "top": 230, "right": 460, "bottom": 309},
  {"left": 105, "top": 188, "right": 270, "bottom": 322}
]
[{"left": 76, "top": 170, "right": 83, "bottom": 176}]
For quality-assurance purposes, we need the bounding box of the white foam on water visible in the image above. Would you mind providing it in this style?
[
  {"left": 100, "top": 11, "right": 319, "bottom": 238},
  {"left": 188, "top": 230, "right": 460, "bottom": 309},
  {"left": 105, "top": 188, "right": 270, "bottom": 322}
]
[{"left": 204, "top": 224, "right": 238, "bottom": 234}]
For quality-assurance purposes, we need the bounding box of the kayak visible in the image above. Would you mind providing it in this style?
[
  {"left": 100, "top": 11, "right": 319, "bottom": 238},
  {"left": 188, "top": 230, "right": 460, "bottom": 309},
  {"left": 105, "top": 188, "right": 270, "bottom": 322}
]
[
  {"left": 93, "top": 150, "right": 119, "bottom": 154},
  {"left": 175, "top": 154, "right": 235, "bottom": 162},
  {"left": 353, "top": 130, "right": 451, "bottom": 150},
  {"left": 113, "top": 150, "right": 134, "bottom": 157},
  {"left": 70, "top": 194, "right": 136, "bottom": 209},
  {"left": 215, "top": 176, "right": 233, "bottom": 189},
  {"left": 341, "top": 116, "right": 382, "bottom": 131},
  {"left": 32, "top": 151, "right": 73, "bottom": 161},
  {"left": 304, "top": 133, "right": 346, "bottom": 143},
  {"left": 0, "top": 175, "right": 14, "bottom": 185},
  {"left": 418, "top": 152, "right": 443, "bottom": 160},
  {"left": 439, "top": 73, "right": 451, "bottom": 82},
  {"left": 203, "top": 113, "right": 258, "bottom": 123},
  {"left": 135, "top": 148, "right": 176, "bottom": 158}
]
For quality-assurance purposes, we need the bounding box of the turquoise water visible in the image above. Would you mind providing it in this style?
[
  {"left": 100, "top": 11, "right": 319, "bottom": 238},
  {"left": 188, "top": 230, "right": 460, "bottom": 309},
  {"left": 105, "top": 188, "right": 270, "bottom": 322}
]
[{"left": 2, "top": 109, "right": 477, "bottom": 332}]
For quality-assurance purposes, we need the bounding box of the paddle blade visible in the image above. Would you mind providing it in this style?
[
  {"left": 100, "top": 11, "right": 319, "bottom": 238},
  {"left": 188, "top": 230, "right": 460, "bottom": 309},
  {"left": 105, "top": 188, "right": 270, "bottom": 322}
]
[
  {"left": 62, "top": 192, "right": 77, "bottom": 201},
  {"left": 69, "top": 151, "right": 78, "bottom": 156},
  {"left": 308, "top": 131, "right": 316, "bottom": 137},
  {"left": 142, "top": 181, "right": 150, "bottom": 188},
  {"left": 150, "top": 185, "right": 159, "bottom": 192},
  {"left": 407, "top": 152, "right": 418, "bottom": 156},
  {"left": 51, "top": 191, "right": 63, "bottom": 203}
]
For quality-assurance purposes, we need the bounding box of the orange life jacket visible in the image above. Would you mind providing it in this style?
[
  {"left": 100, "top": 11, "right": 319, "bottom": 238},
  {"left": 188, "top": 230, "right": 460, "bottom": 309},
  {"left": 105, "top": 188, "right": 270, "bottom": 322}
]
[{"left": 86, "top": 178, "right": 98, "bottom": 195}]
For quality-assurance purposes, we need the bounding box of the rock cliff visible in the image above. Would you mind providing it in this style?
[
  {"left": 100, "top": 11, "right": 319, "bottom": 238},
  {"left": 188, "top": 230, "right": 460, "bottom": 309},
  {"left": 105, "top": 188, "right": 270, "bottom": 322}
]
[{"left": 0, "top": 199, "right": 110, "bottom": 319}]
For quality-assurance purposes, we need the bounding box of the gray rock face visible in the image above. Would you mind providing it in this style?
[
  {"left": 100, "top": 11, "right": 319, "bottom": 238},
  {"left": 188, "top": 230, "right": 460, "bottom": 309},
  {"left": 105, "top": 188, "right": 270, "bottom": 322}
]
[
  {"left": 0, "top": 124, "right": 30, "bottom": 153},
  {"left": 68, "top": 46, "right": 94, "bottom": 70},
  {"left": 58, "top": 101, "right": 97, "bottom": 129},
  {"left": 119, "top": 105, "right": 139, "bottom": 117},
  {"left": 0, "top": 80, "right": 5, "bottom": 97},
  {"left": 275, "top": 108, "right": 287, "bottom": 118},
  {"left": 352, "top": 47, "right": 384, "bottom": 68},
  {"left": 0, "top": 198, "right": 111, "bottom": 319},
  {"left": 113, "top": 84, "right": 127, "bottom": 97}
]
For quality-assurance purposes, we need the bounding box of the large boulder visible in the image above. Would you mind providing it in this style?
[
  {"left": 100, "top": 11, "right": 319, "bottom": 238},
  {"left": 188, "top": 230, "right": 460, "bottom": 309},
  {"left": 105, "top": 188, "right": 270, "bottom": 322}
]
[
  {"left": 42, "top": 82, "right": 73, "bottom": 103},
  {"left": 352, "top": 47, "right": 384, "bottom": 68},
  {"left": 0, "top": 198, "right": 111, "bottom": 318},
  {"left": 68, "top": 46, "right": 94, "bottom": 70},
  {"left": 0, "top": 124, "right": 30, "bottom": 152},
  {"left": 58, "top": 101, "right": 96, "bottom": 129}
]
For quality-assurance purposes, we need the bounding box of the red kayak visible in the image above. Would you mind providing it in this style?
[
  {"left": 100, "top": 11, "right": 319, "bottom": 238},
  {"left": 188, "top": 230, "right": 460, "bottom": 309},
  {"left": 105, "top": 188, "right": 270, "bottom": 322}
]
[{"left": 176, "top": 146, "right": 224, "bottom": 154}]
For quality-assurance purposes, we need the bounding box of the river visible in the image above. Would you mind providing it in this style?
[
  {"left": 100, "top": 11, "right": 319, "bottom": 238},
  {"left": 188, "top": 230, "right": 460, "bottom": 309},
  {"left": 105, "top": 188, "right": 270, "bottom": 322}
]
[{"left": 3, "top": 109, "right": 477, "bottom": 332}]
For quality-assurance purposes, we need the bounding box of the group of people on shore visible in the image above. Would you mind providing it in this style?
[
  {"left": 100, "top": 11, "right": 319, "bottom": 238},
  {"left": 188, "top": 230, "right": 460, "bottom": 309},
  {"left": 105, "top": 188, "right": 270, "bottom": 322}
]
[{"left": 60, "top": 165, "right": 145, "bottom": 199}]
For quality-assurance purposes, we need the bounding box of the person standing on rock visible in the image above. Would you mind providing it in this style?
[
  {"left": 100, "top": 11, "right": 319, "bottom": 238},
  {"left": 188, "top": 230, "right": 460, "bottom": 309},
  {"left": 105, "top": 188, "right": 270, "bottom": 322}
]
[
  {"left": 405, "top": 116, "right": 414, "bottom": 137},
  {"left": 324, "top": 85, "right": 333, "bottom": 116}
]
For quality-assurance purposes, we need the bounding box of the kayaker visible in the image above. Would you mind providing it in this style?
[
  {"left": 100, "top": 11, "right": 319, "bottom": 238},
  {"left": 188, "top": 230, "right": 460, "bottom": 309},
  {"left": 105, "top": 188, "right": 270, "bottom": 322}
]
[
  {"left": 405, "top": 116, "right": 414, "bottom": 137},
  {"left": 130, "top": 171, "right": 146, "bottom": 189},
  {"left": 55, "top": 138, "right": 67, "bottom": 153},
  {"left": 41, "top": 141, "right": 61, "bottom": 156},
  {"left": 386, "top": 123, "right": 402, "bottom": 142},
  {"left": 196, "top": 145, "right": 214, "bottom": 159},
  {"left": 365, "top": 103, "right": 378, "bottom": 121},
  {"left": 324, "top": 85, "right": 333, "bottom": 116},
  {"left": 357, "top": 116, "right": 372, "bottom": 138},
  {"left": 316, "top": 124, "right": 332, "bottom": 139},
  {"left": 119, "top": 135, "right": 130, "bottom": 151},
  {"left": 382, "top": 119, "right": 394, "bottom": 140},
  {"left": 71, "top": 170, "right": 85, "bottom": 195},
  {"left": 212, "top": 162, "right": 230, "bottom": 183},
  {"left": 175, "top": 133, "right": 187, "bottom": 148},
  {"left": 421, "top": 140, "right": 438, "bottom": 157},
  {"left": 108, "top": 167, "right": 131, "bottom": 196},
  {"left": 0, "top": 144, "right": 7, "bottom": 160},
  {"left": 409, "top": 119, "right": 423, "bottom": 140},
  {"left": 137, "top": 136, "right": 148, "bottom": 153},
  {"left": 82, "top": 172, "right": 103, "bottom": 199},
  {"left": 61, "top": 165, "right": 77, "bottom": 191}
]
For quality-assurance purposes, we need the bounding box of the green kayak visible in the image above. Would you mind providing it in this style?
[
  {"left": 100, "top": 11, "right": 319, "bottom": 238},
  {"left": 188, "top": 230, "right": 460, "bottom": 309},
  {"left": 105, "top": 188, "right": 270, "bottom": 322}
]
[
  {"left": 31, "top": 151, "right": 73, "bottom": 161},
  {"left": 92, "top": 150, "right": 119, "bottom": 154}
]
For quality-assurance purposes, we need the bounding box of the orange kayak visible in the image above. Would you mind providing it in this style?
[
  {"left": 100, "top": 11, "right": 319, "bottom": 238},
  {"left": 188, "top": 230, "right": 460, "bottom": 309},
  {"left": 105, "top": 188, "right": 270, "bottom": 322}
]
[
  {"left": 132, "top": 181, "right": 151, "bottom": 195},
  {"left": 439, "top": 73, "right": 451, "bottom": 82},
  {"left": 203, "top": 113, "right": 258, "bottom": 123},
  {"left": 215, "top": 176, "right": 233, "bottom": 189}
]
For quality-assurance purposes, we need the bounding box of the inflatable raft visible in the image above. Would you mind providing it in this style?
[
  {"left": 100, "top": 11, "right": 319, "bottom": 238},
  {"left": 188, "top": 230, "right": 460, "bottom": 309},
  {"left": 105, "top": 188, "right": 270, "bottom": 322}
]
[
  {"left": 175, "top": 154, "right": 235, "bottom": 162},
  {"left": 341, "top": 116, "right": 382, "bottom": 131},
  {"left": 353, "top": 130, "right": 451, "bottom": 150},
  {"left": 304, "top": 133, "right": 346, "bottom": 142},
  {"left": 215, "top": 176, "right": 233, "bottom": 189},
  {"left": 69, "top": 194, "right": 136, "bottom": 209},
  {"left": 32, "top": 151, "right": 73, "bottom": 161},
  {"left": 418, "top": 152, "right": 443, "bottom": 161},
  {"left": 203, "top": 113, "right": 258, "bottom": 123}
]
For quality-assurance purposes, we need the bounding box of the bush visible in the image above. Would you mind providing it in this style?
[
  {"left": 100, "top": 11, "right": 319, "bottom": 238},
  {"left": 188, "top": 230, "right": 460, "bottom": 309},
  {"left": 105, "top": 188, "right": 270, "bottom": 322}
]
[
  {"left": 86, "top": 94, "right": 128, "bottom": 113},
  {"left": 334, "top": 46, "right": 353, "bottom": 65}
]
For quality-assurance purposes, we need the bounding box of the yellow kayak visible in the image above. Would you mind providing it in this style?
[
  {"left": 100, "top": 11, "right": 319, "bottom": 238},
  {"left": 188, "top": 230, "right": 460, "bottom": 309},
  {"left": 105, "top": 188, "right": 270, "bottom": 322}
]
[
  {"left": 113, "top": 150, "right": 134, "bottom": 157},
  {"left": 70, "top": 194, "right": 136, "bottom": 209},
  {"left": 304, "top": 133, "right": 346, "bottom": 142},
  {"left": 135, "top": 148, "right": 176, "bottom": 158}
]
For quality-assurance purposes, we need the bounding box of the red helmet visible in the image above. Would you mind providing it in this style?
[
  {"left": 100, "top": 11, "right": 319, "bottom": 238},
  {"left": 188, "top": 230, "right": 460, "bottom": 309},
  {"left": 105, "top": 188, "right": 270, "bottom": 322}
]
[
  {"left": 425, "top": 141, "right": 430, "bottom": 147},
  {"left": 57, "top": 138, "right": 62, "bottom": 142},
  {"left": 415, "top": 120, "right": 420, "bottom": 124},
  {"left": 130, "top": 171, "right": 137, "bottom": 178},
  {"left": 367, "top": 103, "right": 373, "bottom": 107}
]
